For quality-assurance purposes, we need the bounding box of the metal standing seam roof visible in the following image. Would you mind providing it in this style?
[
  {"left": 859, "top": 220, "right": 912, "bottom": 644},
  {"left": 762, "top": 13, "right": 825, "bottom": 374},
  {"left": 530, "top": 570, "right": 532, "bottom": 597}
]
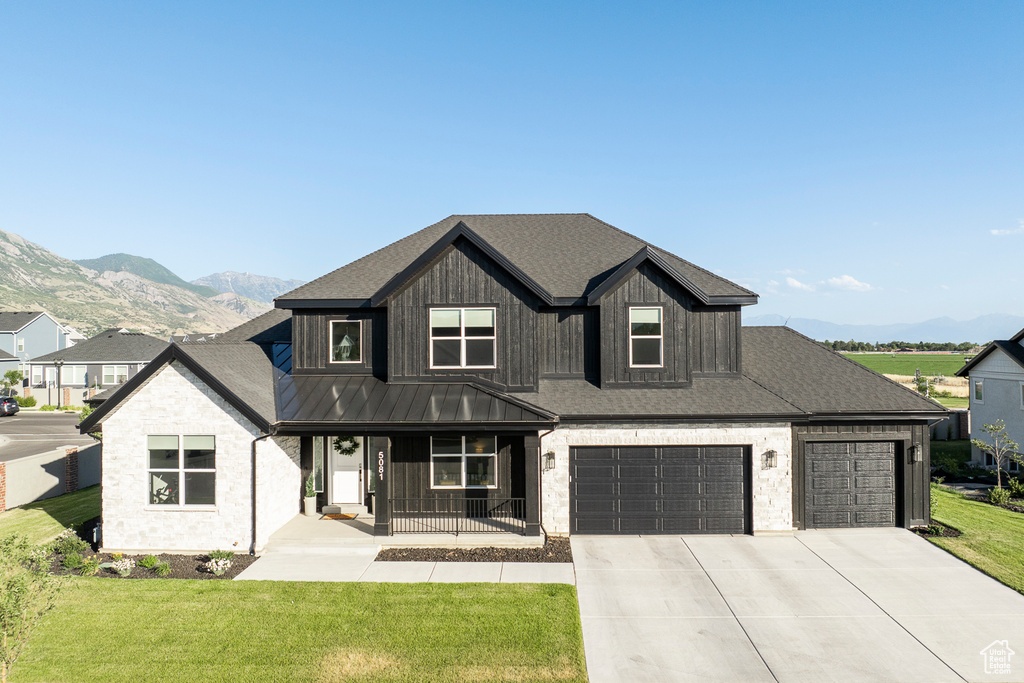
[{"left": 277, "top": 214, "right": 757, "bottom": 304}]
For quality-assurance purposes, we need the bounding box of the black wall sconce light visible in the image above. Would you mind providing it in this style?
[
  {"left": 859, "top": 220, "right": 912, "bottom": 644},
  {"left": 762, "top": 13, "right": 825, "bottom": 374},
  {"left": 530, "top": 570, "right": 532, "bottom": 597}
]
[
  {"left": 762, "top": 449, "right": 778, "bottom": 469},
  {"left": 542, "top": 451, "right": 556, "bottom": 471},
  {"left": 909, "top": 444, "right": 923, "bottom": 463}
]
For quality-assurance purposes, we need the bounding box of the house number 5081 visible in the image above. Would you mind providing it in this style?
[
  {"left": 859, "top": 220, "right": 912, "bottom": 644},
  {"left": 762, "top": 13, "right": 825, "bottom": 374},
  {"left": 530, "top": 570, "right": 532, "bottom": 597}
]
[{"left": 378, "top": 451, "right": 385, "bottom": 481}]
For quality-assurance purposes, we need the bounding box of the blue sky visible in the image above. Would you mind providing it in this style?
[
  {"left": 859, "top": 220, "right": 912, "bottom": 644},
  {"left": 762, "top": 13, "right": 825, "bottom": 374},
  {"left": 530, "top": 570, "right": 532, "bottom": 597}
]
[{"left": 2, "top": 2, "right": 1021, "bottom": 325}]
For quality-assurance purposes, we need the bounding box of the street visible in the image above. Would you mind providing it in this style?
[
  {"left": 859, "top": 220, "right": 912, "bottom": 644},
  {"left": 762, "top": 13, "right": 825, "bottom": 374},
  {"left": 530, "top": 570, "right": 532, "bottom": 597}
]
[{"left": 0, "top": 411, "right": 96, "bottom": 462}]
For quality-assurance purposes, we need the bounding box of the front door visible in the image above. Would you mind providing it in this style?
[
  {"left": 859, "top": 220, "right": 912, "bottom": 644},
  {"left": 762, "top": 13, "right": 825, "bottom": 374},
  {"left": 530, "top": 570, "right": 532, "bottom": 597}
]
[{"left": 330, "top": 436, "right": 363, "bottom": 505}]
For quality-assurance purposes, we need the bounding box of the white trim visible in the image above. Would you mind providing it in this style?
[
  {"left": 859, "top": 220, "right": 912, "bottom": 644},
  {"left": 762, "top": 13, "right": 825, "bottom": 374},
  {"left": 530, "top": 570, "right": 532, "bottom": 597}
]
[
  {"left": 428, "top": 307, "right": 497, "bottom": 370},
  {"left": 973, "top": 378, "right": 984, "bottom": 404},
  {"left": 103, "top": 364, "right": 129, "bottom": 385},
  {"left": 429, "top": 435, "right": 499, "bottom": 489},
  {"left": 328, "top": 319, "right": 363, "bottom": 364},
  {"left": 628, "top": 306, "right": 664, "bottom": 368},
  {"left": 1020, "top": 382, "right": 1024, "bottom": 411},
  {"left": 146, "top": 434, "right": 217, "bottom": 507}
]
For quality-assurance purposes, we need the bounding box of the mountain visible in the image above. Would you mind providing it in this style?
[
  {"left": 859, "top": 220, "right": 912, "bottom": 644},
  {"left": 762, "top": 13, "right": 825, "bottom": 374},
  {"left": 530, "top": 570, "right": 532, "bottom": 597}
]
[
  {"left": 0, "top": 228, "right": 249, "bottom": 336},
  {"left": 192, "top": 271, "right": 305, "bottom": 304},
  {"left": 745, "top": 314, "right": 1024, "bottom": 344},
  {"left": 76, "top": 253, "right": 221, "bottom": 298}
]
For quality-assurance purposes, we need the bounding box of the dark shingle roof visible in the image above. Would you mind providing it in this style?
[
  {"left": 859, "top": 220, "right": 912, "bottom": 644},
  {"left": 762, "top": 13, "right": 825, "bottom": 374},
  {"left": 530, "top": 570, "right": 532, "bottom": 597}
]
[
  {"left": 0, "top": 349, "right": 14, "bottom": 361},
  {"left": 0, "top": 311, "right": 45, "bottom": 332},
  {"left": 214, "top": 308, "right": 292, "bottom": 344},
  {"left": 279, "top": 214, "right": 755, "bottom": 304},
  {"left": 742, "top": 327, "right": 946, "bottom": 415},
  {"left": 31, "top": 329, "right": 168, "bottom": 364}
]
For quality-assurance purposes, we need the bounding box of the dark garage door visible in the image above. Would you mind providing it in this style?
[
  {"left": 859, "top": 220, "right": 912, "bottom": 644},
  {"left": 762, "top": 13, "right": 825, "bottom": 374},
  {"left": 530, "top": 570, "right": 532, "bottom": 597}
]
[
  {"left": 805, "top": 441, "right": 896, "bottom": 528},
  {"left": 569, "top": 445, "right": 748, "bottom": 534}
]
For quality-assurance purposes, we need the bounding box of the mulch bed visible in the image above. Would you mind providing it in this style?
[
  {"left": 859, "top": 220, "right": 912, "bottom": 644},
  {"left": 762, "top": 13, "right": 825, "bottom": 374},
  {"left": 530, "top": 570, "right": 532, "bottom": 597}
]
[
  {"left": 913, "top": 524, "right": 962, "bottom": 538},
  {"left": 376, "top": 536, "right": 572, "bottom": 563},
  {"left": 49, "top": 550, "right": 256, "bottom": 580}
]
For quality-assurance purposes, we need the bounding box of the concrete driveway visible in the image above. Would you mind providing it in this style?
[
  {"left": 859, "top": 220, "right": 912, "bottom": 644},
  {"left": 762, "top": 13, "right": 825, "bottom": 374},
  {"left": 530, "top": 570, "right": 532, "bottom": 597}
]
[{"left": 572, "top": 529, "right": 1024, "bottom": 682}]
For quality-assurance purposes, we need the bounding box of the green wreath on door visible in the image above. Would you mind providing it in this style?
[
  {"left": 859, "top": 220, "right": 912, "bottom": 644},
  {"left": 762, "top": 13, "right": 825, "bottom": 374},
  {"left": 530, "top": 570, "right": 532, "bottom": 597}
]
[{"left": 333, "top": 436, "right": 359, "bottom": 455}]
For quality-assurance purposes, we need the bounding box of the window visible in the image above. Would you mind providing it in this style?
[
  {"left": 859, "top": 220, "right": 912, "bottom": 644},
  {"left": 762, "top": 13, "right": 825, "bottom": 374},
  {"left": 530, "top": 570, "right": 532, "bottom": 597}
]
[
  {"left": 430, "top": 435, "right": 497, "bottom": 488},
  {"left": 1020, "top": 383, "right": 1024, "bottom": 410},
  {"left": 103, "top": 365, "right": 129, "bottom": 385},
  {"left": 313, "top": 436, "right": 325, "bottom": 493},
  {"left": 329, "top": 320, "right": 362, "bottom": 363},
  {"left": 60, "top": 365, "right": 86, "bottom": 385},
  {"left": 629, "top": 307, "right": 663, "bottom": 367},
  {"left": 147, "top": 435, "right": 216, "bottom": 506},
  {"left": 31, "top": 365, "right": 42, "bottom": 386},
  {"left": 974, "top": 378, "right": 984, "bottom": 403},
  {"left": 429, "top": 308, "right": 496, "bottom": 369},
  {"left": 16, "top": 338, "right": 23, "bottom": 353}
]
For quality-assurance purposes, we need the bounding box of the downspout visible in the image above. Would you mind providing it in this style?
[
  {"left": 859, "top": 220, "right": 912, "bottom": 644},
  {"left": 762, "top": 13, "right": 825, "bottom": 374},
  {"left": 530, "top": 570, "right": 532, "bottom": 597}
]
[
  {"left": 536, "top": 426, "right": 556, "bottom": 539},
  {"left": 251, "top": 433, "right": 273, "bottom": 555}
]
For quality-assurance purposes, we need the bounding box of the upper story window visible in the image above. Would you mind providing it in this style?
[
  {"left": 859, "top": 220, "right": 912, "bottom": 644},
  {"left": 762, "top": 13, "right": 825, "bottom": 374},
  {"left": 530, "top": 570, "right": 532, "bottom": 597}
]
[
  {"left": 103, "top": 365, "right": 128, "bottom": 385},
  {"left": 629, "top": 307, "right": 663, "bottom": 368},
  {"left": 330, "top": 320, "right": 362, "bottom": 364},
  {"left": 430, "top": 308, "right": 496, "bottom": 369},
  {"left": 16, "top": 338, "right": 24, "bottom": 353},
  {"left": 147, "top": 435, "right": 216, "bottom": 506},
  {"left": 974, "top": 378, "right": 984, "bottom": 403}
]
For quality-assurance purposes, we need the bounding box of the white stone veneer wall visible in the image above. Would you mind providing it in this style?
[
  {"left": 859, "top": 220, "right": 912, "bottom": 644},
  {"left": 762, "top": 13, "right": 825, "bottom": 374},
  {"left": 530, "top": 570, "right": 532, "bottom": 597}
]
[
  {"left": 254, "top": 436, "right": 301, "bottom": 551},
  {"left": 540, "top": 423, "right": 793, "bottom": 536},
  {"left": 101, "top": 361, "right": 299, "bottom": 553}
]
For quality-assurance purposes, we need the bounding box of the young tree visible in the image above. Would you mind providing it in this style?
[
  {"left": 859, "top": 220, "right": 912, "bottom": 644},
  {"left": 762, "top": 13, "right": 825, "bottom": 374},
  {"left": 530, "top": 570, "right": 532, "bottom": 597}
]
[
  {"left": 971, "top": 420, "right": 1021, "bottom": 489},
  {"left": 1, "top": 535, "right": 65, "bottom": 683},
  {"left": 0, "top": 371, "right": 22, "bottom": 396}
]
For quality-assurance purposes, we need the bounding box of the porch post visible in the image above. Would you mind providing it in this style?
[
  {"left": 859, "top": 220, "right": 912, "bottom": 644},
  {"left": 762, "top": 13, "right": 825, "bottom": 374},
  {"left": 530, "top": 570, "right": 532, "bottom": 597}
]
[
  {"left": 523, "top": 433, "right": 541, "bottom": 537},
  {"left": 371, "top": 436, "right": 391, "bottom": 536}
]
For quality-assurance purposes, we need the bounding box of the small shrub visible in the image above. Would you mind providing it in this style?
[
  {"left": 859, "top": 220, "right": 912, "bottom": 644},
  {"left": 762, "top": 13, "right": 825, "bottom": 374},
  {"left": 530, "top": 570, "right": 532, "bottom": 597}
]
[
  {"left": 988, "top": 487, "right": 1011, "bottom": 506},
  {"left": 111, "top": 558, "right": 135, "bottom": 577},
  {"left": 204, "top": 558, "right": 232, "bottom": 576},
  {"left": 53, "top": 528, "right": 89, "bottom": 556},
  {"left": 111, "top": 552, "right": 124, "bottom": 561},
  {"left": 139, "top": 555, "right": 159, "bottom": 568},
  {"left": 15, "top": 395, "right": 37, "bottom": 407},
  {"left": 1008, "top": 477, "right": 1024, "bottom": 499},
  {"left": 79, "top": 557, "right": 100, "bottom": 576},
  {"left": 208, "top": 549, "right": 235, "bottom": 561},
  {"left": 39, "top": 404, "right": 57, "bottom": 411},
  {"left": 154, "top": 562, "right": 171, "bottom": 577},
  {"left": 80, "top": 404, "right": 94, "bottom": 420},
  {"left": 61, "top": 552, "right": 83, "bottom": 569},
  {"left": 927, "top": 524, "right": 942, "bottom": 535}
]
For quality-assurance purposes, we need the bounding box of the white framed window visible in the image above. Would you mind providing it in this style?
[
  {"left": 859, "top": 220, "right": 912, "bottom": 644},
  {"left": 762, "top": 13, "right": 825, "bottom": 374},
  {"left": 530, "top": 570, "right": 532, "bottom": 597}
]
[
  {"left": 629, "top": 307, "right": 663, "bottom": 368},
  {"left": 429, "top": 308, "right": 496, "bottom": 369},
  {"left": 31, "top": 365, "right": 42, "bottom": 386},
  {"left": 60, "top": 365, "right": 87, "bottom": 385},
  {"left": 16, "top": 338, "right": 24, "bottom": 353},
  {"left": 974, "top": 378, "right": 984, "bottom": 404},
  {"left": 329, "top": 320, "right": 362, "bottom": 364},
  {"left": 147, "top": 435, "right": 216, "bottom": 506},
  {"left": 430, "top": 435, "right": 497, "bottom": 489},
  {"left": 103, "top": 365, "right": 129, "bottom": 385}
]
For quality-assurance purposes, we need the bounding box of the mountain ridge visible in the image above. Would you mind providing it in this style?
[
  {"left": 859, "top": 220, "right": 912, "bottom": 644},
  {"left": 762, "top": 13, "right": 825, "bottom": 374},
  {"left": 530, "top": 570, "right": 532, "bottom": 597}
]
[{"left": 192, "top": 270, "right": 306, "bottom": 304}]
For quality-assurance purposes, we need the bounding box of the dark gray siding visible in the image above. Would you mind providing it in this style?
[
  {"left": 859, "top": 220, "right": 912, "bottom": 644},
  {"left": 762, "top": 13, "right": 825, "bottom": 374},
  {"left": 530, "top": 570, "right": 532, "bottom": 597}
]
[
  {"left": 389, "top": 435, "right": 525, "bottom": 501},
  {"left": 387, "top": 239, "right": 540, "bottom": 391},
  {"left": 538, "top": 308, "right": 598, "bottom": 379},
  {"left": 291, "top": 309, "right": 386, "bottom": 377},
  {"left": 690, "top": 307, "right": 741, "bottom": 376},
  {"left": 791, "top": 422, "right": 931, "bottom": 529},
  {"left": 599, "top": 263, "right": 691, "bottom": 387}
]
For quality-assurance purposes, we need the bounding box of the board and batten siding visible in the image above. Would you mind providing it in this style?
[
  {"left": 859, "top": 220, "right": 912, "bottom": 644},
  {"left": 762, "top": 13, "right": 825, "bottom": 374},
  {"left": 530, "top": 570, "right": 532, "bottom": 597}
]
[
  {"left": 791, "top": 422, "right": 931, "bottom": 529},
  {"left": 689, "top": 307, "right": 741, "bottom": 376},
  {"left": 291, "top": 309, "right": 386, "bottom": 377},
  {"left": 388, "top": 435, "right": 526, "bottom": 501},
  {"left": 538, "top": 308, "right": 599, "bottom": 379},
  {"left": 387, "top": 239, "right": 540, "bottom": 391}
]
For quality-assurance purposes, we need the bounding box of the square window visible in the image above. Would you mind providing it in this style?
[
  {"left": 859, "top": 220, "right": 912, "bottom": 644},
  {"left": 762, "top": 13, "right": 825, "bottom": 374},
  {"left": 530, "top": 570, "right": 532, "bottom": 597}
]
[
  {"left": 432, "top": 457, "right": 464, "bottom": 487},
  {"left": 432, "top": 339, "right": 461, "bottom": 367},
  {"left": 147, "top": 435, "right": 215, "bottom": 507},
  {"left": 330, "top": 320, "right": 362, "bottom": 363},
  {"left": 429, "top": 308, "right": 496, "bottom": 369},
  {"left": 150, "top": 471, "right": 179, "bottom": 505},
  {"left": 430, "top": 436, "right": 498, "bottom": 489}
]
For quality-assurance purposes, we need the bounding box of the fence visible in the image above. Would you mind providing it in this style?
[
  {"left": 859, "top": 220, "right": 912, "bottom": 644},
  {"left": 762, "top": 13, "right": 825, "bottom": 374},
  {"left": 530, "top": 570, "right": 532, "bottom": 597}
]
[
  {"left": 389, "top": 497, "right": 526, "bottom": 535},
  {"left": 0, "top": 443, "right": 100, "bottom": 512},
  {"left": 930, "top": 410, "right": 969, "bottom": 441}
]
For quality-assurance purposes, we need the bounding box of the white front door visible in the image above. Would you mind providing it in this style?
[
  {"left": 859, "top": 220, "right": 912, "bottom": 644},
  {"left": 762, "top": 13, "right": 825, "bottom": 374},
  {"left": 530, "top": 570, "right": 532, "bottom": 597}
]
[{"left": 330, "top": 436, "right": 363, "bottom": 505}]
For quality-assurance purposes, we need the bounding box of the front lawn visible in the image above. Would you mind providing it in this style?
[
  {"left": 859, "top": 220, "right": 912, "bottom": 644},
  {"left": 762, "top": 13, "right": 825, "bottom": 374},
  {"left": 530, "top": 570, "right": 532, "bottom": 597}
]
[
  {"left": 13, "top": 579, "right": 587, "bottom": 683},
  {"left": 929, "top": 484, "right": 1024, "bottom": 594},
  {"left": 933, "top": 396, "right": 968, "bottom": 409},
  {"left": 0, "top": 485, "right": 99, "bottom": 544}
]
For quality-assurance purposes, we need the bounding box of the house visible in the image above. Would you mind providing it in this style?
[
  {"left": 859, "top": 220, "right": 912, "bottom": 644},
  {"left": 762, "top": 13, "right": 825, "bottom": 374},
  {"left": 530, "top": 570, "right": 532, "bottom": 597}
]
[
  {"left": 0, "top": 311, "right": 75, "bottom": 378},
  {"left": 0, "top": 349, "right": 19, "bottom": 383},
  {"left": 29, "top": 328, "right": 168, "bottom": 406},
  {"left": 955, "top": 326, "right": 1024, "bottom": 471},
  {"left": 79, "top": 214, "right": 945, "bottom": 554}
]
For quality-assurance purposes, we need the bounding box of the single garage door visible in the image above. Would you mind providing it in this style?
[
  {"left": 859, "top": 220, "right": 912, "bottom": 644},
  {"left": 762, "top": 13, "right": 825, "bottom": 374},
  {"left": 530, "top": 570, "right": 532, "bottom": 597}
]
[
  {"left": 569, "top": 445, "right": 748, "bottom": 534},
  {"left": 805, "top": 441, "right": 896, "bottom": 528}
]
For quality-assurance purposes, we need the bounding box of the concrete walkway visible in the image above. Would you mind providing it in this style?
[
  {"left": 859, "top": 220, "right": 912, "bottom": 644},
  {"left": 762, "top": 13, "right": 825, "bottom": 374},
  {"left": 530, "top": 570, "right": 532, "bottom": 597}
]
[{"left": 573, "top": 529, "right": 1024, "bottom": 683}]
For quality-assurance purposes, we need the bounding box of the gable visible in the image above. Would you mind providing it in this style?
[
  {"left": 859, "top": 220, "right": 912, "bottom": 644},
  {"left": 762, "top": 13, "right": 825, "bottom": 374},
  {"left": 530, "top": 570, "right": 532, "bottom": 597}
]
[{"left": 970, "top": 345, "right": 1024, "bottom": 379}]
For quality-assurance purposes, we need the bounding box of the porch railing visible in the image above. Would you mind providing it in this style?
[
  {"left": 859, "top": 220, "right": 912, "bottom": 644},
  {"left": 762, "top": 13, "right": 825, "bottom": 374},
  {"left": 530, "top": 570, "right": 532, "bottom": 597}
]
[{"left": 389, "top": 497, "right": 527, "bottom": 535}]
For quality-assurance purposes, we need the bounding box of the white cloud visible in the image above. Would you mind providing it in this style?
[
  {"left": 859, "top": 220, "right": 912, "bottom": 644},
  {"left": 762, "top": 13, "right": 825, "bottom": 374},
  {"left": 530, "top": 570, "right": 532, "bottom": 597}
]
[
  {"left": 786, "top": 276, "right": 814, "bottom": 292},
  {"left": 991, "top": 220, "right": 1024, "bottom": 236},
  {"left": 826, "top": 274, "right": 873, "bottom": 292}
]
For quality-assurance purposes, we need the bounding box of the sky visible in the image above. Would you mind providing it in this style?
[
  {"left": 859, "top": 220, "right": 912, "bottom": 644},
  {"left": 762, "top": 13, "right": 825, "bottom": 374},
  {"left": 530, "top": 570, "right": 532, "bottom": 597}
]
[{"left": 2, "top": 1, "right": 1021, "bottom": 326}]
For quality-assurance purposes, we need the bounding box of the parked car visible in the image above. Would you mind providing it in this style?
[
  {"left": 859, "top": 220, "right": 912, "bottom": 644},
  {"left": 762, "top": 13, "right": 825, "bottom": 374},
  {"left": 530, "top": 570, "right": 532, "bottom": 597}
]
[{"left": 0, "top": 396, "right": 19, "bottom": 416}]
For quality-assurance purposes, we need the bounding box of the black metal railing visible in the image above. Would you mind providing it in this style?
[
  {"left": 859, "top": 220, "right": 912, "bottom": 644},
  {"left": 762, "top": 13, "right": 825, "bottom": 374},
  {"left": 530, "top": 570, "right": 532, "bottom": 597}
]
[{"left": 389, "top": 497, "right": 526, "bottom": 535}]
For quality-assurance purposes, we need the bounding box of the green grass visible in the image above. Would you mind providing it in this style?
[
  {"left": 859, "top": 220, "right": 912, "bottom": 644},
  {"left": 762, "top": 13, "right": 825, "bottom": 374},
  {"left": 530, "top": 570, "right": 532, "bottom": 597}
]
[
  {"left": 931, "top": 440, "right": 972, "bottom": 473},
  {"left": 929, "top": 484, "right": 1024, "bottom": 594},
  {"left": 933, "top": 396, "right": 969, "bottom": 409},
  {"left": 0, "top": 485, "right": 99, "bottom": 545},
  {"left": 12, "top": 580, "right": 587, "bottom": 683},
  {"left": 842, "top": 353, "right": 971, "bottom": 376}
]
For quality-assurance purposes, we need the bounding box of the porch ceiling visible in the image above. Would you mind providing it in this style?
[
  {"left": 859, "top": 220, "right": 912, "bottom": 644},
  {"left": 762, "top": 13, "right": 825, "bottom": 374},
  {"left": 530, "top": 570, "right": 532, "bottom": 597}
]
[{"left": 274, "top": 374, "right": 558, "bottom": 432}]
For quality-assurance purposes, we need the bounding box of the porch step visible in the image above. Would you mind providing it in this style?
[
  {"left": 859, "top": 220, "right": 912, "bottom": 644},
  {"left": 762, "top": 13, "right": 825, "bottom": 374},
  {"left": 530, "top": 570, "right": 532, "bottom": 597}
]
[{"left": 323, "top": 504, "right": 368, "bottom": 516}]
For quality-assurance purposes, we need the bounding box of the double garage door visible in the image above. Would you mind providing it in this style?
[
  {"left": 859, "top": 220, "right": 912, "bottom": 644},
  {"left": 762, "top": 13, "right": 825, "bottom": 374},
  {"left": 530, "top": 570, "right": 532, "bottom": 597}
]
[
  {"left": 569, "top": 440, "right": 898, "bottom": 534},
  {"left": 569, "top": 445, "right": 749, "bottom": 534}
]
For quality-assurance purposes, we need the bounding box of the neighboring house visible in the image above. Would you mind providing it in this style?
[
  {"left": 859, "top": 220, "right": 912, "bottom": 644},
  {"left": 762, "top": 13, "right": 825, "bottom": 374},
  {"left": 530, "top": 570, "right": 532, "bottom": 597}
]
[
  {"left": 0, "top": 311, "right": 74, "bottom": 377},
  {"left": 955, "top": 326, "right": 1024, "bottom": 471},
  {"left": 29, "top": 328, "right": 168, "bottom": 393},
  {"left": 80, "top": 214, "right": 945, "bottom": 554},
  {"left": 0, "top": 349, "right": 19, "bottom": 384}
]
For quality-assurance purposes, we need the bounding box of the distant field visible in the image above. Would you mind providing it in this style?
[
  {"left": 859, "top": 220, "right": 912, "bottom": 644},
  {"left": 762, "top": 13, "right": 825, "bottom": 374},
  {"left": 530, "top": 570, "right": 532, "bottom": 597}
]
[{"left": 842, "top": 353, "right": 971, "bottom": 377}]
